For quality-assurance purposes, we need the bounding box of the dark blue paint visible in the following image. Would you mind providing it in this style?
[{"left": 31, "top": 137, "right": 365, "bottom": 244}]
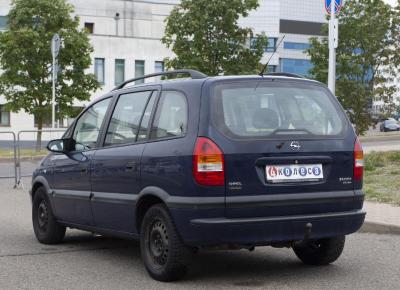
[{"left": 31, "top": 75, "right": 365, "bottom": 247}]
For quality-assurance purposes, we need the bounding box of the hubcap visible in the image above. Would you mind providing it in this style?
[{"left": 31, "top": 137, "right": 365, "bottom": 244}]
[
  {"left": 148, "top": 220, "right": 169, "bottom": 266},
  {"left": 37, "top": 200, "right": 49, "bottom": 231}
]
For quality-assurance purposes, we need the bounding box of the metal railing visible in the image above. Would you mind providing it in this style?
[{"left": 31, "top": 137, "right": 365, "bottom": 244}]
[
  {"left": 15, "top": 130, "right": 66, "bottom": 187},
  {"left": 0, "top": 131, "right": 18, "bottom": 187}
]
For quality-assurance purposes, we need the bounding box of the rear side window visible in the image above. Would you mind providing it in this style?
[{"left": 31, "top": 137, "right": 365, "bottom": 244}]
[
  {"left": 151, "top": 91, "right": 188, "bottom": 140},
  {"left": 212, "top": 81, "right": 346, "bottom": 139},
  {"left": 105, "top": 91, "right": 153, "bottom": 146}
]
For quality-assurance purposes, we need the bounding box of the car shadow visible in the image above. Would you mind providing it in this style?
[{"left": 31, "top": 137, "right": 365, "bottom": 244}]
[{"left": 56, "top": 231, "right": 349, "bottom": 286}]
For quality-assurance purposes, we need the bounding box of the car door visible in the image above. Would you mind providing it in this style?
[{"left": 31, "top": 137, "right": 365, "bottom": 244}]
[
  {"left": 50, "top": 97, "right": 112, "bottom": 225},
  {"left": 90, "top": 88, "right": 158, "bottom": 233}
]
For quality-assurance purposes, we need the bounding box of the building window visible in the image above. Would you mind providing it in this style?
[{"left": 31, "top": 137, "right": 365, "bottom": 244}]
[
  {"left": 95, "top": 58, "right": 105, "bottom": 85},
  {"left": 0, "top": 105, "right": 10, "bottom": 126},
  {"left": 115, "top": 59, "right": 125, "bottom": 86},
  {"left": 155, "top": 61, "right": 164, "bottom": 73},
  {"left": 0, "top": 16, "right": 8, "bottom": 30},
  {"left": 280, "top": 58, "right": 313, "bottom": 76},
  {"left": 268, "top": 65, "right": 277, "bottom": 73},
  {"left": 249, "top": 37, "right": 257, "bottom": 50},
  {"left": 266, "top": 37, "right": 278, "bottom": 52},
  {"left": 284, "top": 42, "right": 311, "bottom": 51},
  {"left": 135, "top": 60, "right": 145, "bottom": 84},
  {"left": 84, "top": 22, "right": 94, "bottom": 34}
]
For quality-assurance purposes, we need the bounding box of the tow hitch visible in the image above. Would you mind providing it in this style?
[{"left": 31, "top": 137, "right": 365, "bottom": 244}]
[{"left": 294, "top": 222, "right": 313, "bottom": 247}]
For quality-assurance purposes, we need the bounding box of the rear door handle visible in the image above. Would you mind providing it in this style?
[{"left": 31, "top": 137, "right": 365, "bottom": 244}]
[{"left": 81, "top": 167, "right": 88, "bottom": 174}]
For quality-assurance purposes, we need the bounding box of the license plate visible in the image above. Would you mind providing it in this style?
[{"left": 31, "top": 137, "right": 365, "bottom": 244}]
[{"left": 266, "top": 164, "right": 323, "bottom": 183}]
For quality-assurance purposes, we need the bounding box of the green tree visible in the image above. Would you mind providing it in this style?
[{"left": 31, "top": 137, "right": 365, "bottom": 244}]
[
  {"left": 307, "top": 0, "right": 399, "bottom": 135},
  {"left": 0, "top": 0, "right": 99, "bottom": 149},
  {"left": 162, "top": 0, "right": 267, "bottom": 76}
]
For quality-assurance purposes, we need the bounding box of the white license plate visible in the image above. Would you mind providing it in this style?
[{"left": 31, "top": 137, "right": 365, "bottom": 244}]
[{"left": 266, "top": 164, "right": 323, "bottom": 183}]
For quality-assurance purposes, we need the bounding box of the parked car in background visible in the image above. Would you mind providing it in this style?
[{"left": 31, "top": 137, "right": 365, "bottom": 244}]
[
  {"left": 380, "top": 119, "right": 400, "bottom": 132},
  {"left": 30, "top": 70, "right": 365, "bottom": 282}
]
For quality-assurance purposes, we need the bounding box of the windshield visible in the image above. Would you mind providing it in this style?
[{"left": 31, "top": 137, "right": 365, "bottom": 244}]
[
  {"left": 211, "top": 81, "right": 346, "bottom": 139},
  {"left": 386, "top": 120, "right": 397, "bottom": 125}
]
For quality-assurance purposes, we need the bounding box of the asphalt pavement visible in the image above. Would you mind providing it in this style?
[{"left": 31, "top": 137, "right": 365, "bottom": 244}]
[
  {"left": 361, "top": 137, "right": 400, "bottom": 153},
  {"left": 0, "top": 178, "right": 399, "bottom": 290}
]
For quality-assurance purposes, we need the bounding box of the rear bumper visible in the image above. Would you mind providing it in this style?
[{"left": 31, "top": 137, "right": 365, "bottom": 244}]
[
  {"left": 171, "top": 208, "right": 365, "bottom": 246},
  {"left": 195, "top": 210, "right": 364, "bottom": 244},
  {"left": 168, "top": 190, "right": 365, "bottom": 246}
]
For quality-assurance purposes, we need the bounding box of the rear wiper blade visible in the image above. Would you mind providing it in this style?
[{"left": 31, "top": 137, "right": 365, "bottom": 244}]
[{"left": 270, "top": 128, "right": 313, "bottom": 135}]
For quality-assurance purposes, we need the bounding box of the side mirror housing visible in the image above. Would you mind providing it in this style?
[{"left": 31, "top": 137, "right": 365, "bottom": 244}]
[{"left": 46, "top": 138, "right": 75, "bottom": 153}]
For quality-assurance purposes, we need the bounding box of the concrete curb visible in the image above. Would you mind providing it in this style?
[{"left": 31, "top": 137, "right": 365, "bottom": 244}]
[{"left": 359, "top": 221, "right": 400, "bottom": 235}]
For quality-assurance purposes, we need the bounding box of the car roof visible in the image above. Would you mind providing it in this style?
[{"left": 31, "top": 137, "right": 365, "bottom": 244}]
[{"left": 91, "top": 72, "right": 326, "bottom": 105}]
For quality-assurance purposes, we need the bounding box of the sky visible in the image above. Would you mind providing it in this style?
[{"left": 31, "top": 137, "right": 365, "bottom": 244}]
[{"left": 383, "top": 0, "right": 397, "bottom": 6}]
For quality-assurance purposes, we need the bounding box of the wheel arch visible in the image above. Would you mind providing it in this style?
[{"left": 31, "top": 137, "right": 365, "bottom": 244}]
[
  {"left": 135, "top": 186, "right": 171, "bottom": 233},
  {"left": 31, "top": 176, "right": 51, "bottom": 202}
]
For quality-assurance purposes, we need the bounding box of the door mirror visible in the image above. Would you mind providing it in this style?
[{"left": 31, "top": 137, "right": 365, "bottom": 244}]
[
  {"left": 47, "top": 139, "right": 66, "bottom": 153},
  {"left": 47, "top": 138, "right": 75, "bottom": 153}
]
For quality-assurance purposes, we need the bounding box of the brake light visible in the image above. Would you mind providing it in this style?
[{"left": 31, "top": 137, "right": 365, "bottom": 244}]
[
  {"left": 354, "top": 137, "right": 364, "bottom": 181},
  {"left": 193, "top": 137, "right": 225, "bottom": 186}
]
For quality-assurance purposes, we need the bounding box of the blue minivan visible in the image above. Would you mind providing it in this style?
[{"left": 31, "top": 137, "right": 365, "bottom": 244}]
[{"left": 30, "top": 70, "right": 365, "bottom": 281}]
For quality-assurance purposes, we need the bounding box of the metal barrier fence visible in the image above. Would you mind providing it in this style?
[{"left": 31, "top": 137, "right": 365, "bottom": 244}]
[
  {"left": 0, "top": 131, "right": 18, "bottom": 187},
  {"left": 16, "top": 130, "right": 66, "bottom": 187}
]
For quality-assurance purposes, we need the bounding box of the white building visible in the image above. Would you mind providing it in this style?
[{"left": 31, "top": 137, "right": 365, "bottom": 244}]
[{"left": 5, "top": 0, "right": 393, "bottom": 135}]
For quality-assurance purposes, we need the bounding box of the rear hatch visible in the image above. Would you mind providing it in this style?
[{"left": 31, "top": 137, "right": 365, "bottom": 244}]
[{"left": 206, "top": 78, "right": 359, "bottom": 218}]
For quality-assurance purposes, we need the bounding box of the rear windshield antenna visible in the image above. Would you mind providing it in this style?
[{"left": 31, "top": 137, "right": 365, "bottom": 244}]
[{"left": 259, "top": 35, "right": 286, "bottom": 76}]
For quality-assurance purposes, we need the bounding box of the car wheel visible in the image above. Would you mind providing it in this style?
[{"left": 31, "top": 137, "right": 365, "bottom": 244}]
[
  {"left": 292, "top": 236, "right": 345, "bottom": 266},
  {"left": 140, "top": 204, "right": 191, "bottom": 282},
  {"left": 32, "top": 186, "right": 66, "bottom": 244}
]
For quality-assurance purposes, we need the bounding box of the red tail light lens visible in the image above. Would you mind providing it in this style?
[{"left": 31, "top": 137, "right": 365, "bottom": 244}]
[
  {"left": 354, "top": 137, "right": 364, "bottom": 181},
  {"left": 193, "top": 137, "right": 225, "bottom": 186}
]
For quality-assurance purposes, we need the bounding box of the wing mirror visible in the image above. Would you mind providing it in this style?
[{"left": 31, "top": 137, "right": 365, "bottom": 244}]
[{"left": 46, "top": 138, "right": 75, "bottom": 153}]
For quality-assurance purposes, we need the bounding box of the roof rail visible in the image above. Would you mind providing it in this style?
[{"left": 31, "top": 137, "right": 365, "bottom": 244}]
[
  {"left": 264, "top": 72, "right": 305, "bottom": 79},
  {"left": 112, "top": 69, "right": 208, "bottom": 91}
]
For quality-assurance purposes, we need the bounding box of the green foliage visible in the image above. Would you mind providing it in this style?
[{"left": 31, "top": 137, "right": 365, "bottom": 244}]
[
  {"left": 0, "top": 0, "right": 99, "bottom": 130},
  {"left": 307, "top": 0, "right": 400, "bottom": 135},
  {"left": 364, "top": 152, "right": 385, "bottom": 171},
  {"left": 364, "top": 151, "right": 400, "bottom": 171},
  {"left": 162, "top": 0, "right": 267, "bottom": 76},
  {"left": 364, "top": 151, "right": 400, "bottom": 205}
]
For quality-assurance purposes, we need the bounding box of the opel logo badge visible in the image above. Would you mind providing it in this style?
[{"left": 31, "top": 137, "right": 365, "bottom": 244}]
[{"left": 290, "top": 141, "right": 301, "bottom": 151}]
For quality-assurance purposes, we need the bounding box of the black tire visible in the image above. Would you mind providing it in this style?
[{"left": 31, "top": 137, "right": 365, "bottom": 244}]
[
  {"left": 140, "top": 204, "right": 190, "bottom": 282},
  {"left": 32, "top": 187, "right": 66, "bottom": 244},
  {"left": 293, "top": 236, "right": 345, "bottom": 266}
]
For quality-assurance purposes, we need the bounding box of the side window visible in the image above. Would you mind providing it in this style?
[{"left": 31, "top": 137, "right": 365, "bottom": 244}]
[
  {"left": 73, "top": 98, "right": 111, "bottom": 151},
  {"left": 151, "top": 91, "right": 188, "bottom": 140},
  {"left": 105, "top": 91, "right": 153, "bottom": 146}
]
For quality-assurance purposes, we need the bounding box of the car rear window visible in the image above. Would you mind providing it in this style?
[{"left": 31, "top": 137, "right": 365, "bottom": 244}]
[{"left": 211, "top": 81, "right": 346, "bottom": 139}]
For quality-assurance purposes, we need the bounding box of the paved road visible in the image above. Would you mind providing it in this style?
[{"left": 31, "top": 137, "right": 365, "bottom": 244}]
[
  {"left": 0, "top": 178, "right": 399, "bottom": 290},
  {"left": 362, "top": 138, "right": 400, "bottom": 153}
]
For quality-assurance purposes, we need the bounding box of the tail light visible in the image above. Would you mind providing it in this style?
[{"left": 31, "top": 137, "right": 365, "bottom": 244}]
[
  {"left": 354, "top": 137, "right": 364, "bottom": 181},
  {"left": 193, "top": 137, "right": 225, "bottom": 186}
]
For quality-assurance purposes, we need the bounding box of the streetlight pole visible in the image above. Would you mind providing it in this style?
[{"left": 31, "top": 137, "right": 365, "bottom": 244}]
[
  {"left": 328, "top": 0, "right": 338, "bottom": 95},
  {"left": 51, "top": 34, "right": 60, "bottom": 129},
  {"left": 52, "top": 54, "right": 56, "bottom": 129}
]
